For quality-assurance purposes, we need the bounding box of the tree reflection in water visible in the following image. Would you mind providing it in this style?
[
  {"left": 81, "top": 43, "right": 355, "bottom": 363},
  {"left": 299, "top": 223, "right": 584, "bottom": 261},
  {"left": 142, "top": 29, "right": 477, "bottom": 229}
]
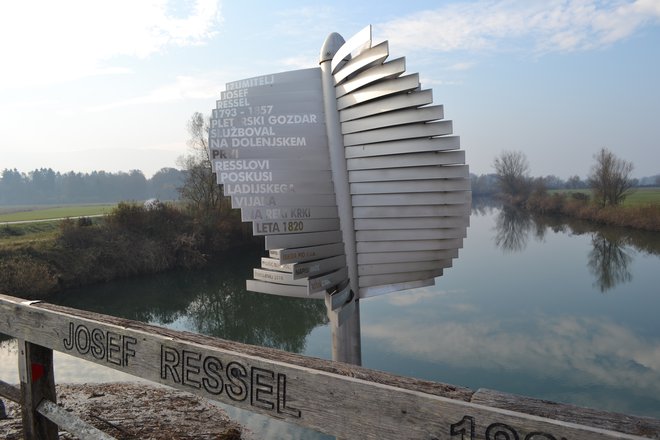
[
  {"left": 488, "top": 204, "right": 650, "bottom": 293},
  {"left": 588, "top": 233, "right": 633, "bottom": 293},
  {"left": 51, "top": 250, "right": 328, "bottom": 354},
  {"left": 494, "top": 206, "right": 533, "bottom": 252}
]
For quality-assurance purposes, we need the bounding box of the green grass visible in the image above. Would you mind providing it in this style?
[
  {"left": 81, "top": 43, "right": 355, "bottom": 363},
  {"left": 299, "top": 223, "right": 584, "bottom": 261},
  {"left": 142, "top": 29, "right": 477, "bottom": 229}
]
[
  {"left": 0, "top": 204, "right": 116, "bottom": 222},
  {"left": 550, "top": 188, "right": 660, "bottom": 206}
]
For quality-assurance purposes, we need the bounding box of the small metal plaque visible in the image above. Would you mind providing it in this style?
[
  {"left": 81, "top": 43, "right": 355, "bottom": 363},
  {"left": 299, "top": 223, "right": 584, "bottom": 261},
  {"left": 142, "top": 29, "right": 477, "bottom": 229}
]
[
  {"left": 308, "top": 266, "right": 348, "bottom": 294},
  {"left": 252, "top": 218, "right": 340, "bottom": 236},
  {"left": 241, "top": 206, "right": 338, "bottom": 222},
  {"left": 270, "top": 242, "right": 345, "bottom": 264},
  {"left": 231, "top": 194, "right": 337, "bottom": 209}
]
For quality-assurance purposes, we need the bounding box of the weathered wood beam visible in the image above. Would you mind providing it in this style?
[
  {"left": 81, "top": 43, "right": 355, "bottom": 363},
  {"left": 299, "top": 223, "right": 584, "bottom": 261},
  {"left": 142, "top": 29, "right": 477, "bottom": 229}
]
[
  {"left": 0, "top": 379, "right": 21, "bottom": 404},
  {"left": 36, "top": 399, "right": 116, "bottom": 440},
  {"left": 0, "top": 294, "right": 657, "bottom": 440},
  {"left": 18, "top": 339, "right": 58, "bottom": 439}
]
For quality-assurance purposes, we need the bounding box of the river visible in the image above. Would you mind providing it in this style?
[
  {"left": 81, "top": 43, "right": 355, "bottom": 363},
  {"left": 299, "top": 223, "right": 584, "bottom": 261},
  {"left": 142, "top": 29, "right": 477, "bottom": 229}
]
[{"left": 2, "top": 202, "right": 659, "bottom": 438}]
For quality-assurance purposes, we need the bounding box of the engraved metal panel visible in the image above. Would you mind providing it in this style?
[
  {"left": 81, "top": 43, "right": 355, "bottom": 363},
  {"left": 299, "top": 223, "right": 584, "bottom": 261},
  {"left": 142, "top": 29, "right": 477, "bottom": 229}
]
[
  {"left": 253, "top": 268, "right": 307, "bottom": 285},
  {"left": 271, "top": 242, "right": 345, "bottom": 264},
  {"left": 252, "top": 218, "right": 341, "bottom": 236},
  {"left": 245, "top": 279, "right": 324, "bottom": 299},
  {"left": 241, "top": 206, "right": 339, "bottom": 222},
  {"left": 231, "top": 194, "right": 336, "bottom": 209},
  {"left": 308, "top": 267, "right": 348, "bottom": 293}
]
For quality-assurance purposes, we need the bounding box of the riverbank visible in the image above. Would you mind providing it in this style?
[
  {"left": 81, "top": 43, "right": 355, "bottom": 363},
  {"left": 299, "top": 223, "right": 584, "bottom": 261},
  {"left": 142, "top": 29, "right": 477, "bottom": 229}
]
[
  {"left": 506, "top": 191, "right": 660, "bottom": 231},
  {"left": 0, "top": 382, "right": 244, "bottom": 439},
  {"left": 0, "top": 202, "right": 257, "bottom": 299}
]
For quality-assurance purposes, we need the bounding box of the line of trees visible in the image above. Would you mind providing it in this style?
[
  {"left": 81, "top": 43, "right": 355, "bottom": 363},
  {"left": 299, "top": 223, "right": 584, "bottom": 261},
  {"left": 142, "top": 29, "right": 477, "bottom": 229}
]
[
  {"left": 476, "top": 148, "right": 659, "bottom": 205},
  {"left": 0, "top": 167, "right": 184, "bottom": 205}
]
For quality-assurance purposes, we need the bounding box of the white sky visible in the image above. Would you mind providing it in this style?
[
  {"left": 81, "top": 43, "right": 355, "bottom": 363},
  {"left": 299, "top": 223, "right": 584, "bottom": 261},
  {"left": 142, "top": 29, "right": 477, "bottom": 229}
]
[{"left": 1, "top": 0, "right": 659, "bottom": 178}]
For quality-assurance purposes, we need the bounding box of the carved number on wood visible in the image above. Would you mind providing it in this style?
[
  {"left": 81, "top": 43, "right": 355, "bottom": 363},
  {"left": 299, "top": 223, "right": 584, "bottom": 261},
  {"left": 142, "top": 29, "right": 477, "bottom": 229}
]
[{"left": 449, "top": 416, "right": 568, "bottom": 440}]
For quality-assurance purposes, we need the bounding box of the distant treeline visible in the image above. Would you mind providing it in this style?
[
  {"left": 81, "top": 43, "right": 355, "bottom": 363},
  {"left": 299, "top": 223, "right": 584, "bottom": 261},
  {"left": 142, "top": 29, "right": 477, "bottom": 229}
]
[
  {"left": 471, "top": 172, "right": 660, "bottom": 197},
  {"left": 0, "top": 168, "right": 185, "bottom": 205}
]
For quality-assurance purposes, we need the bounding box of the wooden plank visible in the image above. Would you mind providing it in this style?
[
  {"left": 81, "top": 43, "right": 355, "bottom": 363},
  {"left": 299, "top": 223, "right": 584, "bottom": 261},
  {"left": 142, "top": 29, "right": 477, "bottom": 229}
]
[
  {"left": 18, "top": 340, "right": 58, "bottom": 439},
  {"left": 0, "top": 379, "right": 21, "bottom": 403},
  {"left": 471, "top": 388, "right": 660, "bottom": 440},
  {"left": 339, "top": 89, "right": 433, "bottom": 123},
  {"left": 0, "top": 295, "right": 655, "bottom": 440},
  {"left": 37, "top": 399, "right": 116, "bottom": 440}
]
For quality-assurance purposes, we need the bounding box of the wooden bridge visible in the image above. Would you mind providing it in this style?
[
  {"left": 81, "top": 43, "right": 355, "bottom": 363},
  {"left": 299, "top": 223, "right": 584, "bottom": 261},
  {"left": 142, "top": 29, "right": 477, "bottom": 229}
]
[{"left": 0, "top": 293, "right": 658, "bottom": 439}]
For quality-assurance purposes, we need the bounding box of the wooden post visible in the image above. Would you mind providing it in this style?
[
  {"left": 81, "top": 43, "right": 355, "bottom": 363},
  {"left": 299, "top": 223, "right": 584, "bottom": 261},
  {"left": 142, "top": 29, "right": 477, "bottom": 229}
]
[{"left": 18, "top": 339, "right": 58, "bottom": 439}]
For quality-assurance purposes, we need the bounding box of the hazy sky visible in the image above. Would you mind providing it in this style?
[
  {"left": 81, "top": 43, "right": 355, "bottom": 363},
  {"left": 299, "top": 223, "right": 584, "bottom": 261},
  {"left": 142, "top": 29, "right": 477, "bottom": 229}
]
[{"left": 1, "top": 0, "right": 659, "bottom": 178}]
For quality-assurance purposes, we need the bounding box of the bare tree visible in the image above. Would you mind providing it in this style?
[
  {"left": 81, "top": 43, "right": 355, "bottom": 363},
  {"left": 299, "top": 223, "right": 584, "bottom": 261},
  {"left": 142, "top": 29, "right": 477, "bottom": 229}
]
[
  {"left": 493, "top": 150, "right": 531, "bottom": 201},
  {"left": 587, "top": 148, "right": 635, "bottom": 207},
  {"left": 177, "top": 112, "right": 225, "bottom": 214}
]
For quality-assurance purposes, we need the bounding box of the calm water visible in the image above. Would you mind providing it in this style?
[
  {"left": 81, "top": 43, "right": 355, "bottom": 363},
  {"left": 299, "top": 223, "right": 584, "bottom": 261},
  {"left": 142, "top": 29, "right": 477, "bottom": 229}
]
[{"left": 2, "top": 203, "right": 660, "bottom": 438}]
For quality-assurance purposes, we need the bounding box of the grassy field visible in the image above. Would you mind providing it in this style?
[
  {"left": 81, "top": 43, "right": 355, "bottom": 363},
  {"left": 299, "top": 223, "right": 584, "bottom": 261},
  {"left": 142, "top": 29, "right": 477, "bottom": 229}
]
[
  {"left": 0, "top": 204, "right": 116, "bottom": 222},
  {"left": 550, "top": 187, "right": 660, "bottom": 206}
]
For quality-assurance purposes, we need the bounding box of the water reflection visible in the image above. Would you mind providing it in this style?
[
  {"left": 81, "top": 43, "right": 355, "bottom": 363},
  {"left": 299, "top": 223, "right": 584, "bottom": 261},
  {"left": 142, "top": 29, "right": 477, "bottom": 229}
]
[
  {"left": 488, "top": 205, "right": 659, "bottom": 292},
  {"left": 50, "top": 250, "right": 328, "bottom": 353},
  {"left": 588, "top": 233, "right": 633, "bottom": 292},
  {"left": 494, "top": 206, "right": 533, "bottom": 252}
]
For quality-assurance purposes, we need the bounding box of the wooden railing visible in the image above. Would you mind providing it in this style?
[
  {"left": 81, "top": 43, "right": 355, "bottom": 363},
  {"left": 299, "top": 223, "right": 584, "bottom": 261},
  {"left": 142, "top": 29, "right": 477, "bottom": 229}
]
[{"left": 0, "top": 293, "right": 658, "bottom": 439}]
